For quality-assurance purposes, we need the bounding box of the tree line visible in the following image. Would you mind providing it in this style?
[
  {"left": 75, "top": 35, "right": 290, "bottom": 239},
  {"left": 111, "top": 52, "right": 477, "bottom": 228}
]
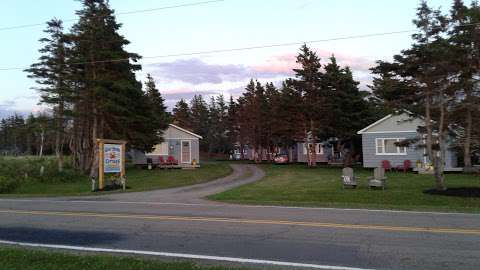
[
  {"left": 0, "top": 113, "right": 55, "bottom": 156},
  {"left": 171, "top": 48, "right": 376, "bottom": 165}
]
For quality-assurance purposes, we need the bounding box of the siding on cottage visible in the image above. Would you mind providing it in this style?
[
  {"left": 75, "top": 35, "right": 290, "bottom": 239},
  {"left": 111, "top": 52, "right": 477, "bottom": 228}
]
[{"left": 361, "top": 132, "right": 423, "bottom": 168}]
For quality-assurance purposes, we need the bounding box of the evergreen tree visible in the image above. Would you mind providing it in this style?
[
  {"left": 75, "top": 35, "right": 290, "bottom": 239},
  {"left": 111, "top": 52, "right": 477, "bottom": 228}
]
[
  {"left": 172, "top": 99, "right": 192, "bottom": 129},
  {"left": 214, "top": 94, "right": 231, "bottom": 154},
  {"left": 371, "top": 1, "right": 453, "bottom": 190},
  {"left": 448, "top": 0, "right": 480, "bottom": 171},
  {"left": 144, "top": 74, "right": 169, "bottom": 141},
  {"left": 190, "top": 95, "right": 209, "bottom": 151},
  {"left": 67, "top": 0, "right": 163, "bottom": 176},
  {"left": 273, "top": 80, "right": 304, "bottom": 150},
  {"left": 25, "top": 19, "right": 70, "bottom": 171},
  {"left": 226, "top": 96, "right": 239, "bottom": 156},
  {"left": 323, "top": 56, "right": 371, "bottom": 165},
  {"left": 291, "top": 44, "right": 327, "bottom": 166}
]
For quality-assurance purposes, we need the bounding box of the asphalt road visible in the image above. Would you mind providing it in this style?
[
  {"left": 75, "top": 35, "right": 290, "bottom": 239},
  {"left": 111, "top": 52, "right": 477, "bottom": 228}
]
[{"left": 0, "top": 165, "right": 479, "bottom": 270}]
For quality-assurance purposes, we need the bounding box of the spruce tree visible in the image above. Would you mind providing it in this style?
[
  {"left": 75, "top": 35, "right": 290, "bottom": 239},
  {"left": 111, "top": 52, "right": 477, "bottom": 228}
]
[
  {"left": 448, "top": 0, "right": 480, "bottom": 171},
  {"left": 226, "top": 96, "right": 239, "bottom": 156},
  {"left": 172, "top": 99, "right": 192, "bottom": 129},
  {"left": 25, "top": 19, "right": 70, "bottom": 171},
  {"left": 323, "top": 56, "right": 371, "bottom": 165},
  {"left": 291, "top": 44, "right": 326, "bottom": 166},
  {"left": 371, "top": 1, "right": 453, "bottom": 190},
  {"left": 144, "top": 74, "right": 169, "bottom": 140},
  {"left": 67, "top": 0, "right": 162, "bottom": 176},
  {"left": 190, "top": 95, "right": 210, "bottom": 151}
]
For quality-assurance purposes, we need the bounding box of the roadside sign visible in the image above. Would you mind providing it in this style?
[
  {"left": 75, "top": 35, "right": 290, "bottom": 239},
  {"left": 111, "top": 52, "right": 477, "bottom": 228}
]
[
  {"left": 104, "top": 144, "right": 122, "bottom": 173},
  {"left": 97, "top": 139, "right": 127, "bottom": 190}
]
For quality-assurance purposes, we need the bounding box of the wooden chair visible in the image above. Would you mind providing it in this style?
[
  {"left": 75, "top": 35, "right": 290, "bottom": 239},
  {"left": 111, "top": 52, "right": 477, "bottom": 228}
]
[
  {"left": 369, "top": 167, "right": 387, "bottom": 190},
  {"left": 166, "top": 156, "right": 178, "bottom": 165},
  {"left": 381, "top": 160, "right": 392, "bottom": 171},
  {"left": 341, "top": 167, "right": 358, "bottom": 189},
  {"left": 396, "top": 160, "right": 411, "bottom": 173}
]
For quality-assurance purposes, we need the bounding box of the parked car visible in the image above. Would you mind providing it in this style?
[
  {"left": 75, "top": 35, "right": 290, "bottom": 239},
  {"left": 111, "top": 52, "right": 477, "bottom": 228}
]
[{"left": 274, "top": 154, "right": 289, "bottom": 164}]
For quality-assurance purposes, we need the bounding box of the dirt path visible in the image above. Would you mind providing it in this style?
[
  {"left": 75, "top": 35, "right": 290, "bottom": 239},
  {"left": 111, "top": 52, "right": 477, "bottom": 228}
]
[{"left": 92, "top": 164, "right": 264, "bottom": 203}]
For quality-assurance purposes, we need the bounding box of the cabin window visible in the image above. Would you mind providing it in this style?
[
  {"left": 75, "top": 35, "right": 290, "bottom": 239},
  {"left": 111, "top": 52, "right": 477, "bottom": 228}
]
[
  {"left": 303, "top": 143, "right": 323, "bottom": 155},
  {"left": 375, "top": 138, "right": 407, "bottom": 155},
  {"left": 157, "top": 142, "right": 169, "bottom": 155}
]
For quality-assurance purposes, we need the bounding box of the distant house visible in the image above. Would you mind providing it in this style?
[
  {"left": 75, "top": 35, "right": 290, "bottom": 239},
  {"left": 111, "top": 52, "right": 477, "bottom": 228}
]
[
  {"left": 294, "top": 141, "right": 339, "bottom": 164},
  {"left": 132, "top": 124, "right": 202, "bottom": 168},
  {"left": 236, "top": 137, "right": 343, "bottom": 164},
  {"left": 357, "top": 113, "right": 458, "bottom": 170}
]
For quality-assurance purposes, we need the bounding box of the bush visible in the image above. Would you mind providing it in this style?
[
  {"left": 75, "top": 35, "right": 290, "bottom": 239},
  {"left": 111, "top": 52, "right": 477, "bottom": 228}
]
[
  {"left": 0, "top": 156, "right": 86, "bottom": 187},
  {"left": 0, "top": 175, "right": 20, "bottom": 193}
]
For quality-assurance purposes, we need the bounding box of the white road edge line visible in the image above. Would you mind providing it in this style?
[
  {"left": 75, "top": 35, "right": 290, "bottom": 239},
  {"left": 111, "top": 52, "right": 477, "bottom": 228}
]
[
  {"left": 0, "top": 240, "right": 375, "bottom": 270},
  {"left": 0, "top": 198, "right": 477, "bottom": 216}
]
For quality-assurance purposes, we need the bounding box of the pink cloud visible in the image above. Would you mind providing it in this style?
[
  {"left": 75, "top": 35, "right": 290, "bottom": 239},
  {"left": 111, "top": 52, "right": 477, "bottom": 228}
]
[
  {"left": 253, "top": 53, "right": 298, "bottom": 75},
  {"left": 252, "top": 49, "right": 375, "bottom": 76}
]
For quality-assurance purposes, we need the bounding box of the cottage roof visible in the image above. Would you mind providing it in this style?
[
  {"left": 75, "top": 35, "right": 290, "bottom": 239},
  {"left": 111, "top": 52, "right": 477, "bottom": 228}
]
[
  {"left": 357, "top": 113, "right": 423, "bottom": 134},
  {"left": 167, "top": 124, "right": 203, "bottom": 139}
]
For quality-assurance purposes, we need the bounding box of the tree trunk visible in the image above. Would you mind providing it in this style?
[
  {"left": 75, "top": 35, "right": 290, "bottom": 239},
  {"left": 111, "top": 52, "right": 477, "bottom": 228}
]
[
  {"left": 38, "top": 128, "right": 45, "bottom": 158},
  {"left": 89, "top": 108, "right": 99, "bottom": 179},
  {"left": 55, "top": 105, "right": 64, "bottom": 172},
  {"left": 434, "top": 90, "right": 447, "bottom": 191},
  {"left": 304, "top": 128, "right": 310, "bottom": 166},
  {"left": 240, "top": 143, "right": 245, "bottom": 160},
  {"left": 463, "top": 109, "right": 473, "bottom": 171},
  {"left": 309, "top": 119, "right": 317, "bottom": 167}
]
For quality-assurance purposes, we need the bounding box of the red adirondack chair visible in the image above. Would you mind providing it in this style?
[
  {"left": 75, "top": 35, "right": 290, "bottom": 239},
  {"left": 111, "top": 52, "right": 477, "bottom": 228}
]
[
  {"left": 166, "top": 156, "right": 178, "bottom": 165},
  {"left": 159, "top": 156, "right": 166, "bottom": 165},
  {"left": 396, "top": 160, "right": 411, "bottom": 173},
  {"left": 381, "top": 160, "right": 392, "bottom": 171}
]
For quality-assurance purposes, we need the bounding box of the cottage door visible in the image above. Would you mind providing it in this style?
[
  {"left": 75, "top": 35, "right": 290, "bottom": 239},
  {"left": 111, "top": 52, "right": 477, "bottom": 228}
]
[{"left": 181, "top": 141, "right": 191, "bottom": 164}]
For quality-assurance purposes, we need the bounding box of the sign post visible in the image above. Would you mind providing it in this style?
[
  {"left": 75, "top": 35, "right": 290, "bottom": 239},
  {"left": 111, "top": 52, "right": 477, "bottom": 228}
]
[{"left": 97, "top": 139, "right": 127, "bottom": 190}]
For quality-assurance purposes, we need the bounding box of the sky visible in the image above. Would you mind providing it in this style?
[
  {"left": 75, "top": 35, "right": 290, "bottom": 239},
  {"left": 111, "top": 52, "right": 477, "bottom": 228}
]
[{"left": 0, "top": 0, "right": 457, "bottom": 116}]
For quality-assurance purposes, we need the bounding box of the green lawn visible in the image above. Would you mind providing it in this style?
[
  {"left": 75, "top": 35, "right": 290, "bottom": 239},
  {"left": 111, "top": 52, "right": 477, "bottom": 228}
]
[
  {"left": 1, "top": 162, "right": 232, "bottom": 197},
  {"left": 0, "top": 247, "right": 247, "bottom": 270},
  {"left": 210, "top": 164, "right": 480, "bottom": 213}
]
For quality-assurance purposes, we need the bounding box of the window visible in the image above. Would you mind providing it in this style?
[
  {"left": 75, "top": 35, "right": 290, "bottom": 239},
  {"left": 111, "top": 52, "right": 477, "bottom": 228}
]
[
  {"left": 303, "top": 143, "right": 324, "bottom": 155},
  {"left": 375, "top": 138, "right": 407, "bottom": 155},
  {"left": 151, "top": 142, "right": 169, "bottom": 155}
]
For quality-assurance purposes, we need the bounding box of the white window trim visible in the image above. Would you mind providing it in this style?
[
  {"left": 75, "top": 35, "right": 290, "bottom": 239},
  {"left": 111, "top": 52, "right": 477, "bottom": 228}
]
[
  {"left": 181, "top": 140, "right": 191, "bottom": 164},
  {"left": 303, "top": 143, "right": 324, "bottom": 155},
  {"left": 375, "top": 138, "right": 407, "bottom": 156}
]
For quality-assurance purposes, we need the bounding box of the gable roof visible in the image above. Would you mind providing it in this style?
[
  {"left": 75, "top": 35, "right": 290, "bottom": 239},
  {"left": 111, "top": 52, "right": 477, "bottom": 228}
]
[
  {"left": 168, "top": 124, "right": 203, "bottom": 139},
  {"left": 357, "top": 113, "right": 422, "bottom": 134}
]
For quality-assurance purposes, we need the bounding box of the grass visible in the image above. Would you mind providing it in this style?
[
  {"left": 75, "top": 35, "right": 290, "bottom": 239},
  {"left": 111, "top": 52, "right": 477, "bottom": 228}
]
[
  {"left": 0, "top": 157, "right": 232, "bottom": 197},
  {"left": 0, "top": 247, "right": 247, "bottom": 270},
  {"left": 210, "top": 164, "right": 480, "bottom": 213}
]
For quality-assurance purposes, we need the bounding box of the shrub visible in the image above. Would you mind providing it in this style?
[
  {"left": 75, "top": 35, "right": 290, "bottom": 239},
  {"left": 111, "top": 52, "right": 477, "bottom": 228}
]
[
  {"left": 0, "top": 156, "right": 86, "bottom": 185},
  {"left": 0, "top": 175, "right": 20, "bottom": 193}
]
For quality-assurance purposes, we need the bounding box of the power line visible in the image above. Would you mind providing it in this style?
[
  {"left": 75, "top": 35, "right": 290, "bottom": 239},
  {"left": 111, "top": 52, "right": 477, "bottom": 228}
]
[
  {"left": 0, "top": 0, "right": 225, "bottom": 31},
  {"left": 2, "top": 22, "right": 480, "bottom": 72},
  {"left": 0, "top": 30, "right": 416, "bottom": 71}
]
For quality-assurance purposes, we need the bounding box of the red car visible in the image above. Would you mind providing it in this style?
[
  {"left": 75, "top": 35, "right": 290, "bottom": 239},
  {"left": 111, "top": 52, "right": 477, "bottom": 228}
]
[{"left": 274, "top": 154, "right": 289, "bottom": 164}]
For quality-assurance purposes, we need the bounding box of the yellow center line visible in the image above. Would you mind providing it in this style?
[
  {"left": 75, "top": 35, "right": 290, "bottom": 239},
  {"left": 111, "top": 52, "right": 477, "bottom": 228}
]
[{"left": 1, "top": 209, "right": 479, "bottom": 235}]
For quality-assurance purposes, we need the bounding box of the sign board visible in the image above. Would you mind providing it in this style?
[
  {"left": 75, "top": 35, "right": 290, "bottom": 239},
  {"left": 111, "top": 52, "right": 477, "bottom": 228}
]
[
  {"left": 96, "top": 139, "right": 127, "bottom": 190},
  {"left": 104, "top": 144, "right": 122, "bottom": 173}
]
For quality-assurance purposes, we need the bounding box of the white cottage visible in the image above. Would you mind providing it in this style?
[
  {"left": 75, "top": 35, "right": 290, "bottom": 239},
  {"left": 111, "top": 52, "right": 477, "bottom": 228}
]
[{"left": 132, "top": 124, "right": 202, "bottom": 168}]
